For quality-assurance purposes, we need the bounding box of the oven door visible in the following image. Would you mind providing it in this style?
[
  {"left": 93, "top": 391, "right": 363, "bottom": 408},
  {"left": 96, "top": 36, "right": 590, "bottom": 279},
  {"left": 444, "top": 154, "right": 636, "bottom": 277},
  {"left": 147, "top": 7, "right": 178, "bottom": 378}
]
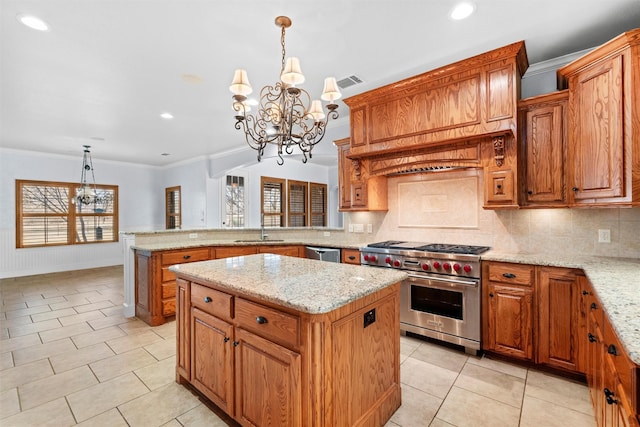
[{"left": 400, "top": 272, "right": 480, "bottom": 349}]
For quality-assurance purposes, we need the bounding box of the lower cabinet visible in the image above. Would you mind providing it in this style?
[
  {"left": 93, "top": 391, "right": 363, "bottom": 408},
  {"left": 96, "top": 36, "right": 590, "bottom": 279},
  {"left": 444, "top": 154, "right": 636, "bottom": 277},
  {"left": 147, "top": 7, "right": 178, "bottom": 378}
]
[{"left": 341, "top": 248, "right": 361, "bottom": 265}]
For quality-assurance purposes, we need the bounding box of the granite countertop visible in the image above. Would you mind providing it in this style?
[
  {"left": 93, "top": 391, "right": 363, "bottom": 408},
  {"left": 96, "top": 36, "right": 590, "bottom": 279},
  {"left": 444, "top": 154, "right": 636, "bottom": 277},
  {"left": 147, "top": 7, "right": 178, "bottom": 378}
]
[
  {"left": 132, "top": 239, "right": 364, "bottom": 252},
  {"left": 484, "top": 251, "right": 640, "bottom": 365},
  {"left": 169, "top": 253, "right": 407, "bottom": 314}
]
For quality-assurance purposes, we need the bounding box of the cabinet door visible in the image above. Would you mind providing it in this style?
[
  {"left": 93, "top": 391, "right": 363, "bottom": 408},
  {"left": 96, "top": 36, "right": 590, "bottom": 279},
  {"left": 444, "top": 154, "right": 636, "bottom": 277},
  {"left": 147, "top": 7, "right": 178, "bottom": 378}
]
[
  {"left": 335, "top": 138, "right": 352, "bottom": 210},
  {"left": 568, "top": 54, "right": 624, "bottom": 203},
  {"left": 191, "top": 308, "right": 234, "bottom": 415},
  {"left": 524, "top": 103, "right": 565, "bottom": 204},
  {"left": 258, "top": 245, "right": 301, "bottom": 257},
  {"left": 537, "top": 268, "right": 582, "bottom": 372},
  {"left": 176, "top": 278, "right": 190, "bottom": 383},
  {"left": 486, "top": 283, "right": 533, "bottom": 360},
  {"left": 341, "top": 248, "right": 361, "bottom": 265},
  {"left": 234, "top": 328, "right": 301, "bottom": 427}
]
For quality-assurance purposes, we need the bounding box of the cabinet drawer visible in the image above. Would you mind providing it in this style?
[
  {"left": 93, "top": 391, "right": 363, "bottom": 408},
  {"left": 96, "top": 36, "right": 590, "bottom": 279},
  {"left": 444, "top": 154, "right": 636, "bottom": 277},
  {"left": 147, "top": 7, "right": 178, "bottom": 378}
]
[
  {"left": 235, "top": 298, "right": 300, "bottom": 349},
  {"left": 487, "top": 262, "right": 533, "bottom": 286},
  {"left": 162, "top": 298, "right": 176, "bottom": 316},
  {"left": 603, "top": 316, "right": 634, "bottom": 406},
  {"left": 191, "top": 283, "right": 233, "bottom": 321},
  {"left": 162, "top": 248, "right": 210, "bottom": 266},
  {"left": 162, "top": 267, "right": 175, "bottom": 283},
  {"left": 214, "top": 246, "right": 258, "bottom": 259},
  {"left": 341, "top": 248, "right": 361, "bottom": 265},
  {"left": 162, "top": 282, "right": 176, "bottom": 299}
]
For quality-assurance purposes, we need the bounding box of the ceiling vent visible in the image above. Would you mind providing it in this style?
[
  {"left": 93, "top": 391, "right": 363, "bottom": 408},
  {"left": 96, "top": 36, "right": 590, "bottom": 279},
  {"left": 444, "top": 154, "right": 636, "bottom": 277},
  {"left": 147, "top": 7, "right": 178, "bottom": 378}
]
[
  {"left": 390, "top": 166, "right": 469, "bottom": 176},
  {"left": 337, "top": 74, "right": 363, "bottom": 89}
]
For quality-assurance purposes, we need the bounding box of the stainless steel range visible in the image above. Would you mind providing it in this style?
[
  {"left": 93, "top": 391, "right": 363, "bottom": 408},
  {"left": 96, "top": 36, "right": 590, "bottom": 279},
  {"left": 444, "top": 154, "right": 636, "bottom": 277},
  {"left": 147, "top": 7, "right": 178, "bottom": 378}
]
[{"left": 359, "top": 241, "right": 490, "bottom": 355}]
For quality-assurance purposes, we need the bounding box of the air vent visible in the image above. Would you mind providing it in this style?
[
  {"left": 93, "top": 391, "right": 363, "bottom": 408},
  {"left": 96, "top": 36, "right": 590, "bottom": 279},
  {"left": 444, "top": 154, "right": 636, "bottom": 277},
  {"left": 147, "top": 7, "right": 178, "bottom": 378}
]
[
  {"left": 390, "top": 166, "right": 467, "bottom": 175},
  {"left": 337, "top": 74, "right": 363, "bottom": 89}
]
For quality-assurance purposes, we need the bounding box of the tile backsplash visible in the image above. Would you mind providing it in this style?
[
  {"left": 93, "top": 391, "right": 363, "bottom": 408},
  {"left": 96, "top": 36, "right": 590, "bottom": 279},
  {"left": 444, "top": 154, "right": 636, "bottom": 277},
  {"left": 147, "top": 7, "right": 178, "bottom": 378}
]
[{"left": 345, "top": 171, "right": 640, "bottom": 259}]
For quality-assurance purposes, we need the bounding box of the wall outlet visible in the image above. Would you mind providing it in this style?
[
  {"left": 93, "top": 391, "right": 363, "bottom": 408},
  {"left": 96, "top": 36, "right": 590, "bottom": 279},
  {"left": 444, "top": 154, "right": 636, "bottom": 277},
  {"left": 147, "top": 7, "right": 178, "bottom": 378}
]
[
  {"left": 367, "top": 224, "right": 373, "bottom": 233},
  {"left": 323, "top": 231, "right": 331, "bottom": 237},
  {"left": 348, "top": 224, "right": 354, "bottom": 233},
  {"left": 598, "top": 229, "right": 611, "bottom": 243},
  {"left": 353, "top": 223, "right": 364, "bottom": 233},
  {"left": 189, "top": 233, "right": 198, "bottom": 239}
]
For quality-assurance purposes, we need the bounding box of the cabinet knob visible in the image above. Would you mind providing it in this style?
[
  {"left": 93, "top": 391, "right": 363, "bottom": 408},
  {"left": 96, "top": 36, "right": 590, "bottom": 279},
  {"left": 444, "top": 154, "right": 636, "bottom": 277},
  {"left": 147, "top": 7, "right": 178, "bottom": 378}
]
[
  {"left": 256, "top": 316, "right": 268, "bottom": 324},
  {"left": 588, "top": 333, "right": 596, "bottom": 343},
  {"left": 572, "top": 187, "right": 579, "bottom": 192},
  {"left": 502, "top": 273, "right": 516, "bottom": 279},
  {"left": 496, "top": 184, "right": 502, "bottom": 189},
  {"left": 204, "top": 296, "right": 212, "bottom": 303},
  {"left": 582, "top": 290, "right": 589, "bottom": 296},
  {"left": 348, "top": 255, "right": 356, "bottom": 260},
  {"left": 223, "top": 337, "right": 230, "bottom": 343},
  {"left": 590, "top": 302, "right": 597, "bottom": 310},
  {"left": 489, "top": 293, "right": 494, "bottom": 297},
  {"left": 233, "top": 341, "right": 239, "bottom": 347},
  {"left": 604, "top": 388, "right": 618, "bottom": 405},
  {"left": 607, "top": 344, "right": 618, "bottom": 356},
  {"left": 527, "top": 190, "right": 533, "bottom": 195},
  {"left": 183, "top": 255, "right": 191, "bottom": 259}
]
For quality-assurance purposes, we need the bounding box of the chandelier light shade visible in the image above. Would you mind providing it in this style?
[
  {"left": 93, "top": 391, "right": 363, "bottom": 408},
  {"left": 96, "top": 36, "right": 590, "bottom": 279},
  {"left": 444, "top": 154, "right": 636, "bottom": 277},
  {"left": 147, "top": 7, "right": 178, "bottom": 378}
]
[
  {"left": 230, "top": 16, "right": 341, "bottom": 165},
  {"left": 75, "top": 145, "right": 111, "bottom": 207}
]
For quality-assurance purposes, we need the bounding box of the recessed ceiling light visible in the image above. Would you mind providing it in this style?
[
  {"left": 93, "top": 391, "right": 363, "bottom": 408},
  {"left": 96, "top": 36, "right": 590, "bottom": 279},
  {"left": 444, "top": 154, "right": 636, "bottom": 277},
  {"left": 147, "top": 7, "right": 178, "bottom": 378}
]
[
  {"left": 160, "top": 112, "right": 174, "bottom": 120},
  {"left": 17, "top": 14, "right": 50, "bottom": 31},
  {"left": 450, "top": 2, "right": 476, "bottom": 20},
  {"left": 181, "top": 74, "right": 204, "bottom": 84},
  {"left": 161, "top": 153, "right": 171, "bottom": 156}
]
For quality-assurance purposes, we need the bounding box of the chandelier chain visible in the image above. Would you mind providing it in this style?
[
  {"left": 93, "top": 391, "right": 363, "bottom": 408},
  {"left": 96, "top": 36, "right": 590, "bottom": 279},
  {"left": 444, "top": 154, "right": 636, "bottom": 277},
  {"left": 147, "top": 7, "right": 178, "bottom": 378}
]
[{"left": 280, "top": 25, "right": 286, "bottom": 74}]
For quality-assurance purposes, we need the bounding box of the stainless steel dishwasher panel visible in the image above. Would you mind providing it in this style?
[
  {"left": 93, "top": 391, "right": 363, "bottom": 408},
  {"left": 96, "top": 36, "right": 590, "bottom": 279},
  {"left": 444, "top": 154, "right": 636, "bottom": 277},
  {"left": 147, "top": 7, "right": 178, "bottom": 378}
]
[{"left": 305, "top": 246, "right": 341, "bottom": 263}]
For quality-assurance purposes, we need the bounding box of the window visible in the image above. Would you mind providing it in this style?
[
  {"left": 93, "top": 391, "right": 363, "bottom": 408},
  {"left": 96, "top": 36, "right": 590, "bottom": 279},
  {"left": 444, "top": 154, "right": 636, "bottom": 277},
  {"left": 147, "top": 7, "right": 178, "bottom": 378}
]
[
  {"left": 261, "top": 177, "right": 286, "bottom": 227},
  {"left": 288, "top": 180, "right": 307, "bottom": 227},
  {"left": 310, "top": 182, "right": 327, "bottom": 226},
  {"left": 225, "top": 175, "right": 245, "bottom": 227},
  {"left": 165, "top": 186, "right": 181, "bottom": 229},
  {"left": 16, "top": 180, "right": 118, "bottom": 248}
]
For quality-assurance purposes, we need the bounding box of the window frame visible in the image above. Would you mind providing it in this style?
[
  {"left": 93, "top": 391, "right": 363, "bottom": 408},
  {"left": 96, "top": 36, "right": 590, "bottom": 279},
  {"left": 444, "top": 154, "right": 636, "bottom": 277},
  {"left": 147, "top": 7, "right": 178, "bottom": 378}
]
[
  {"left": 309, "top": 182, "right": 328, "bottom": 227},
  {"left": 287, "top": 179, "right": 308, "bottom": 227},
  {"left": 16, "top": 179, "right": 119, "bottom": 248},
  {"left": 165, "top": 186, "right": 181, "bottom": 230},
  {"left": 224, "top": 175, "right": 247, "bottom": 228},
  {"left": 261, "top": 176, "right": 286, "bottom": 227}
]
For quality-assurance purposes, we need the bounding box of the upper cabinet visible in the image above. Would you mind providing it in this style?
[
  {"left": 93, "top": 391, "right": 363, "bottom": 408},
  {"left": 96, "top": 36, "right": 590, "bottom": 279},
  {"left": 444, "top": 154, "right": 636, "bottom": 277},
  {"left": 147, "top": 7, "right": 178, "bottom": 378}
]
[
  {"left": 557, "top": 29, "right": 640, "bottom": 207},
  {"left": 343, "top": 41, "right": 528, "bottom": 157}
]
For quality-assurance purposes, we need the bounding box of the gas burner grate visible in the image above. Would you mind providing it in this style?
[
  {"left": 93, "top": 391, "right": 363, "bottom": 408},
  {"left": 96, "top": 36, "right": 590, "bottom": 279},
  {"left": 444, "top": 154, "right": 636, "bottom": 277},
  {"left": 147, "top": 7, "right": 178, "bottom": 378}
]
[
  {"left": 415, "top": 244, "right": 491, "bottom": 255},
  {"left": 366, "top": 240, "right": 406, "bottom": 248}
]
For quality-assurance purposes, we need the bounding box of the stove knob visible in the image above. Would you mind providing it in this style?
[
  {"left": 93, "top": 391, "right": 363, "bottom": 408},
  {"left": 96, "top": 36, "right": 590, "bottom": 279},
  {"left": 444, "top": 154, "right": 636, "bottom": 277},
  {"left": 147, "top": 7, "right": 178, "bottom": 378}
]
[
  {"left": 433, "top": 262, "right": 441, "bottom": 269},
  {"left": 393, "top": 260, "right": 401, "bottom": 267},
  {"left": 370, "top": 255, "right": 378, "bottom": 263},
  {"left": 385, "top": 256, "right": 392, "bottom": 264},
  {"left": 464, "top": 265, "right": 472, "bottom": 273},
  {"left": 453, "top": 263, "right": 461, "bottom": 272},
  {"left": 443, "top": 262, "right": 451, "bottom": 271},
  {"left": 363, "top": 254, "right": 370, "bottom": 261},
  {"left": 421, "top": 263, "right": 430, "bottom": 271}
]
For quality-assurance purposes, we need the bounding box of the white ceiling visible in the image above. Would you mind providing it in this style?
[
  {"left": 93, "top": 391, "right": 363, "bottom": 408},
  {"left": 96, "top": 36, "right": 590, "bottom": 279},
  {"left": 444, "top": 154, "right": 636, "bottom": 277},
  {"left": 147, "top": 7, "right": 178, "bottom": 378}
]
[{"left": 1, "top": 0, "right": 639, "bottom": 167}]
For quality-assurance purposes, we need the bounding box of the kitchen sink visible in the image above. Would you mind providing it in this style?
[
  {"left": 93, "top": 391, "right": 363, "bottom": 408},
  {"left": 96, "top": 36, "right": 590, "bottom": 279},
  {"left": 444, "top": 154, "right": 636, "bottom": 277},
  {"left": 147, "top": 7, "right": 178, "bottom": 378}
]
[{"left": 233, "top": 239, "right": 284, "bottom": 243}]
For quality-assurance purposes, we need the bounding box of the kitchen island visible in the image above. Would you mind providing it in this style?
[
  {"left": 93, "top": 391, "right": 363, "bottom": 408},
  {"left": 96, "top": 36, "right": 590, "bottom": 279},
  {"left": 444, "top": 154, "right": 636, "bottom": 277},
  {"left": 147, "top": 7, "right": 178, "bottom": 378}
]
[{"left": 170, "top": 253, "right": 407, "bottom": 427}]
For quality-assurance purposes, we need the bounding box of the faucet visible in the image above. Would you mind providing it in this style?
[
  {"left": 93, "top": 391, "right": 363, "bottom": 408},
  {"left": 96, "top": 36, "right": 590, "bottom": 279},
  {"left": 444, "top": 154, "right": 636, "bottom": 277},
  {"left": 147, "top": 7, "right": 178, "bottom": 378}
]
[{"left": 261, "top": 213, "right": 269, "bottom": 241}]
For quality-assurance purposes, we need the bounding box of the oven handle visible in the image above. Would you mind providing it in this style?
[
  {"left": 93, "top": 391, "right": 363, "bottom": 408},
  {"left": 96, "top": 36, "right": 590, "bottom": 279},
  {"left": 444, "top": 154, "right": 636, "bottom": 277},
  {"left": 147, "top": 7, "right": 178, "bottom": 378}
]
[{"left": 406, "top": 273, "right": 478, "bottom": 288}]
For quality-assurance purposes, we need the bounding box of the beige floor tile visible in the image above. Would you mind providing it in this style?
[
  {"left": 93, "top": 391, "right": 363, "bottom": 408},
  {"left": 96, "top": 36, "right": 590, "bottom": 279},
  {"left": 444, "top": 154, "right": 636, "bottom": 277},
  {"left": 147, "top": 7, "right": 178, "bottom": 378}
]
[
  {"left": 58, "top": 309, "right": 106, "bottom": 326},
  {"left": 90, "top": 347, "right": 157, "bottom": 382},
  {"left": 0, "top": 328, "right": 7, "bottom": 339},
  {"left": 144, "top": 337, "right": 176, "bottom": 360},
  {"left": 384, "top": 421, "right": 401, "bottom": 427},
  {"left": 0, "top": 397, "right": 75, "bottom": 427},
  {"left": 454, "top": 363, "right": 525, "bottom": 408},
  {"left": 161, "top": 420, "right": 183, "bottom": 427},
  {"left": 19, "top": 365, "right": 98, "bottom": 410},
  {"left": 0, "top": 315, "right": 33, "bottom": 328},
  {"left": 50, "top": 342, "right": 115, "bottom": 373},
  {"left": 88, "top": 314, "right": 132, "bottom": 330},
  {"left": 175, "top": 403, "right": 231, "bottom": 427},
  {"left": 107, "top": 329, "right": 163, "bottom": 354},
  {"left": 134, "top": 355, "right": 176, "bottom": 390},
  {"left": 25, "top": 296, "right": 66, "bottom": 308},
  {"left": 466, "top": 354, "right": 528, "bottom": 379},
  {"left": 410, "top": 341, "right": 469, "bottom": 373},
  {"left": 100, "top": 305, "right": 124, "bottom": 317},
  {"left": 437, "top": 386, "right": 521, "bottom": 427},
  {"left": 520, "top": 395, "right": 596, "bottom": 427},
  {"left": 429, "top": 418, "right": 456, "bottom": 427},
  {"left": 0, "top": 332, "right": 41, "bottom": 353},
  {"left": 399, "top": 334, "right": 421, "bottom": 361},
  {"left": 8, "top": 318, "right": 61, "bottom": 337},
  {"left": 400, "top": 357, "right": 458, "bottom": 399},
  {"left": 152, "top": 321, "right": 177, "bottom": 339},
  {"left": 1, "top": 302, "right": 28, "bottom": 313},
  {"left": 0, "top": 388, "right": 20, "bottom": 419},
  {"left": 0, "top": 358, "right": 53, "bottom": 391},
  {"left": 117, "top": 318, "right": 154, "bottom": 334},
  {"left": 71, "top": 325, "right": 127, "bottom": 348},
  {"left": 525, "top": 370, "right": 593, "bottom": 416},
  {"left": 5, "top": 305, "right": 51, "bottom": 319},
  {"left": 75, "top": 408, "right": 129, "bottom": 427},
  {"left": 67, "top": 372, "right": 149, "bottom": 422},
  {"left": 0, "top": 351, "right": 14, "bottom": 370},
  {"left": 118, "top": 382, "right": 201, "bottom": 426},
  {"left": 390, "top": 384, "right": 442, "bottom": 427},
  {"left": 74, "top": 300, "right": 115, "bottom": 313},
  {"left": 12, "top": 337, "right": 76, "bottom": 366},
  {"left": 39, "top": 322, "right": 93, "bottom": 343},
  {"left": 30, "top": 307, "right": 77, "bottom": 322}
]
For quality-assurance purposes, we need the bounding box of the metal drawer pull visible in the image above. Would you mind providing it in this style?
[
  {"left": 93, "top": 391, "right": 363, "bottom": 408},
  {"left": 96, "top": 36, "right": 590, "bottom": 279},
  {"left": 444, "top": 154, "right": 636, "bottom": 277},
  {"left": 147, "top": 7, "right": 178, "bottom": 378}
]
[
  {"left": 203, "top": 296, "right": 212, "bottom": 303},
  {"left": 183, "top": 255, "right": 191, "bottom": 259},
  {"left": 348, "top": 256, "right": 356, "bottom": 260},
  {"left": 582, "top": 290, "right": 589, "bottom": 296},
  {"left": 502, "top": 273, "right": 516, "bottom": 279},
  {"left": 256, "top": 316, "right": 268, "bottom": 324},
  {"left": 604, "top": 388, "right": 618, "bottom": 405},
  {"left": 233, "top": 341, "right": 239, "bottom": 347},
  {"left": 223, "top": 337, "right": 230, "bottom": 343},
  {"left": 588, "top": 333, "right": 596, "bottom": 343},
  {"left": 607, "top": 344, "right": 617, "bottom": 356}
]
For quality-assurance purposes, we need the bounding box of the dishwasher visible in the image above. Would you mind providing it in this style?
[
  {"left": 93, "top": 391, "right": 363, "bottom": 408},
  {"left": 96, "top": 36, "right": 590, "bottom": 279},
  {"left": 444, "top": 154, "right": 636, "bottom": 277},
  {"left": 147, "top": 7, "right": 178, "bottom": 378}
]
[{"left": 305, "top": 246, "right": 341, "bottom": 263}]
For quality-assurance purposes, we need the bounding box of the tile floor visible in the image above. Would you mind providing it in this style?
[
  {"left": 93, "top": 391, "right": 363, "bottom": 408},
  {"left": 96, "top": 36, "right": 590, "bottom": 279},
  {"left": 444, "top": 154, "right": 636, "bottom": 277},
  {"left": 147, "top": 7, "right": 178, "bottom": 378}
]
[{"left": 0, "top": 266, "right": 596, "bottom": 427}]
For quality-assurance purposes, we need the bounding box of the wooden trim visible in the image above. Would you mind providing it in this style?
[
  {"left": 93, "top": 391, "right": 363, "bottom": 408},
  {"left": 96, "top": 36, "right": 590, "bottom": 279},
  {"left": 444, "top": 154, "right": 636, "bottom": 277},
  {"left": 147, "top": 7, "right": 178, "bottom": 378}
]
[
  {"left": 287, "top": 179, "right": 308, "bottom": 227},
  {"left": 261, "top": 176, "right": 286, "bottom": 227},
  {"left": 165, "top": 186, "right": 181, "bottom": 230}
]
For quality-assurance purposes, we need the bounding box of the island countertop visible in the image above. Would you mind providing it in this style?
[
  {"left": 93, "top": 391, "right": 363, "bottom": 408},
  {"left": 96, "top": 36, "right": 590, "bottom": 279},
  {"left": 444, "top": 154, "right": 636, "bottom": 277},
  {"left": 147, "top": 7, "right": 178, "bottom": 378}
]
[{"left": 169, "top": 253, "right": 408, "bottom": 314}]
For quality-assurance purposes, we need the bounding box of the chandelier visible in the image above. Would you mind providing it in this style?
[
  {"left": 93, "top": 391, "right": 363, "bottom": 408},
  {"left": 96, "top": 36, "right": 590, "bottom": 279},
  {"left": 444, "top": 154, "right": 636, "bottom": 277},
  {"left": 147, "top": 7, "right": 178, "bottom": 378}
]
[
  {"left": 229, "top": 16, "right": 342, "bottom": 165},
  {"left": 75, "top": 145, "right": 109, "bottom": 206}
]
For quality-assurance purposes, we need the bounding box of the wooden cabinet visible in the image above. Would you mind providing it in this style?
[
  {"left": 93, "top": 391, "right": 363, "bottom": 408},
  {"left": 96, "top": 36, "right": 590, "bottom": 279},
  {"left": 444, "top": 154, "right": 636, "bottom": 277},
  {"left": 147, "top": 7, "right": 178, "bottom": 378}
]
[
  {"left": 518, "top": 91, "right": 568, "bottom": 206},
  {"left": 557, "top": 29, "right": 640, "bottom": 207},
  {"left": 335, "top": 138, "right": 388, "bottom": 212},
  {"left": 257, "top": 245, "right": 303, "bottom": 257},
  {"left": 214, "top": 246, "right": 257, "bottom": 258},
  {"left": 483, "top": 262, "right": 534, "bottom": 360},
  {"left": 341, "top": 248, "right": 361, "bottom": 265},
  {"left": 176, "top": 278, "right": 190, "bottom": 382}
]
